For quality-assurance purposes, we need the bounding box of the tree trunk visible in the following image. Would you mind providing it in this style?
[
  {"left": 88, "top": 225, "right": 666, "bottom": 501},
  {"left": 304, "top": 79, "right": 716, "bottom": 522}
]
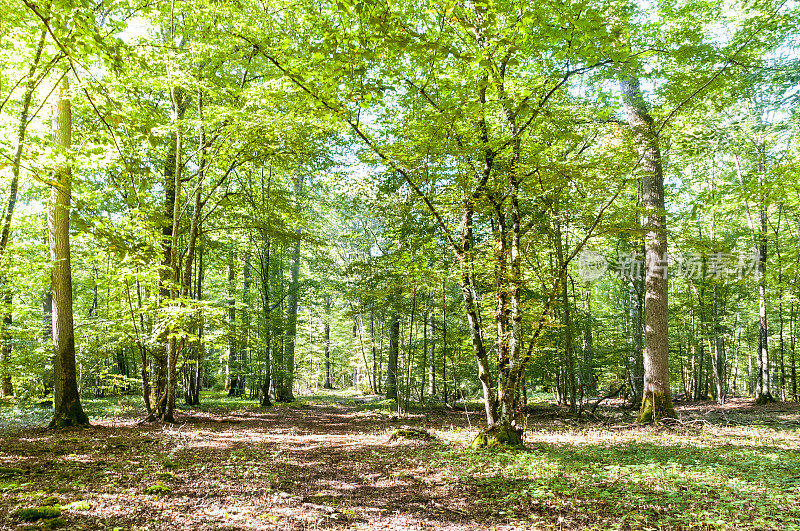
[
  {"left": 282, "top": 175, "right": 304, "bottom": 402},
  {"left": 630, "top": 279, "right": 644, "bottom": 405},
  {"left": 227, "top": 251, "right": 239, "bottom": 396},
  {"left": 441, "top": 279, "right": 448, "bottom": 404},
  {"left": 755, "top": 165, "right": 774, "bottom": 404},
  {"left": 385, "top": 314, "right": 399, "bottom": 401},
  {"left": 0, "top": 27, "right": 49, "bottom": 398},
  {"left": 791, "top": 302, "right": 797, "bottom": 401},
  {"left": 427, "top": 311, "right": 435, "bottom": 398},
  {"left": 259, "top": 237, "right": 272, "bottom": 407},
  {"left": 370, "top": 307, "right": 377, "bottom": 394},
  {"left": 48, "top": 77, "right": 89, "bottom": 429},
  {"left": 458, "top": 201, "right": 496, "bottom": 425},
  {"left": 0, "top": 291, "right": 11, "bottom": 398},
  {"left": 240, "top": 250, "right": 251, "bottom": 396},
  {"left": 323, "top": 296, "right": 332, "bottom": 389},
  {"left": 710, "top": 286, "right": 726, "bottom": 404},
  {"left": 555, "top": 218, "right": 577, "bottom": 413},
  {"left": 582, "top": 288, "right": 596, "bottom": 395},
  {"left": 272, "top": 247, "right": 287, "bottom": 401},
  {"left": 621, "top": 77, "right": 675, "bottom": 423}
]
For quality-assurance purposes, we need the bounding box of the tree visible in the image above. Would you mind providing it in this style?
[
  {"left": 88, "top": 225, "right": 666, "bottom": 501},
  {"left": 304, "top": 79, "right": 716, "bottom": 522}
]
[
  {"left": 48, "top": 76, "right": 89, "bottom": 428},
  {"left": 621, "top": 77, "right": 676, "bottom": 423}
]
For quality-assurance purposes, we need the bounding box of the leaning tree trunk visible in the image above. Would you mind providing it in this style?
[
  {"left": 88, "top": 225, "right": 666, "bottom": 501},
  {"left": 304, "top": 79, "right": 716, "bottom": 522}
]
[
  {"left": 0, "top": 27, "right": 48, "bottom": 397},
  {"left": 621, "top": 77, "right": 676, "bottom": 423},
  {"left": 48, "top": 77, "right": 89, "bottom": 429}
]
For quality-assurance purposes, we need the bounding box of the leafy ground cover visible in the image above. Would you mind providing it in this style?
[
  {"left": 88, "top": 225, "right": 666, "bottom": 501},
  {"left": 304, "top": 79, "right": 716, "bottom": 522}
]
[{"left": 1, "top": 392, "right": 798, "bottom": 530}]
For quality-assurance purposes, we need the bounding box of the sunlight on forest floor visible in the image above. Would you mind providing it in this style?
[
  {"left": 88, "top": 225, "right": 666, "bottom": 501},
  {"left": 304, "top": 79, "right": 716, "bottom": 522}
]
[{"left": 1, "top": 393, "right": 799, "bottom": 530}]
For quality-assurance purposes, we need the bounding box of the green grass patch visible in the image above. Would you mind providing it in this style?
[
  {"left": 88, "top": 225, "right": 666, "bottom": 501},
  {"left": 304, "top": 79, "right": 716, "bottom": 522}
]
[
  {"left": 144, "top": 483, "right": 172, "bottom": 495},
  {"left": 14, "top": 506, "right": 61, "bottom": 522},
  {"left": 64, "top": 499, "right": 91, "bottom": 511},
  {"left": 422, "top": 426, "right": 800, "bottom": 529}
]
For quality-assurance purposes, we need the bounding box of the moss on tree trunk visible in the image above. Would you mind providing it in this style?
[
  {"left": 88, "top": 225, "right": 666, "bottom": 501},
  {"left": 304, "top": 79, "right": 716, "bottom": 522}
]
[
  {"left": 636, "top": 391, "right": 676, "bottom": 424},
  {"left": 470, "top": 423, "right": 524, "bottom": 449}
]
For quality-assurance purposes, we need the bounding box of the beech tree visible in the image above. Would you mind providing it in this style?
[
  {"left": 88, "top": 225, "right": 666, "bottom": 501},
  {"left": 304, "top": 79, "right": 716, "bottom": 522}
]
[{"left": 48, "top": 77, "right": 89, "bottom": 428}]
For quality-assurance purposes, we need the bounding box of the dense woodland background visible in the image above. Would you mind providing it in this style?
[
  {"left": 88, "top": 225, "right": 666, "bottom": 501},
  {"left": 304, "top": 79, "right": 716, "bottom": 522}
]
[{"left": 1, "top": 0, "right": 799, "bottom": 427}]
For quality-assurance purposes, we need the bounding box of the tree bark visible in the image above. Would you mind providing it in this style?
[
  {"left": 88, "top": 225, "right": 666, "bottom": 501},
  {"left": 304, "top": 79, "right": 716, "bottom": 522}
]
[
  {"left": 227, "top": 251, "right": 239, "bottom": 396},
  {"left": 259, "top": 237, "right": 272, "bottom": 407},
  {"left": 240, "top": 250, "right": 251, "bottom": 396},
  {"left": 323, "top": 296, "right": 332, "bottom": 389},
  {"left": 48, "top": 77, "right": 89, "bottom": 428},
  {"left": 755, "top": 164, "right": 774, "bottom": 404},
  {"left": 621, "top": 77, "right": 676, "bottom": 423},
  {"left": 427, "top": 311, "right": 435, "bottom": 398},
  {"left": 385, "top": 314, "right": 399, "bottom": 401},
  {"left": 281, "top": 175, "right": 304, "bottom": 402}
]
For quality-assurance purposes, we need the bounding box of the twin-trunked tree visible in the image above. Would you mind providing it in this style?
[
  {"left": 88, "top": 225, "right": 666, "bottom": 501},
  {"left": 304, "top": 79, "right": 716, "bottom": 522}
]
[{"left": 228, "top": 0, "right": 687, "bottom": 441}]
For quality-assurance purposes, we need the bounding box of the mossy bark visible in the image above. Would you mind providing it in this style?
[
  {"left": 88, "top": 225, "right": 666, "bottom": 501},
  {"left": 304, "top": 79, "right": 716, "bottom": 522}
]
[
  {"left": 755, "top": 392, "right": 776, "bottom": 405},
  {"left": 49, "top": 397, "right": 89, "bottom": 429},
  {"left": 470, "top": 423, "right": 524, "bottom": 449},
  {"left": 636, "top": 391, "right": 676, "bottom": 424}
]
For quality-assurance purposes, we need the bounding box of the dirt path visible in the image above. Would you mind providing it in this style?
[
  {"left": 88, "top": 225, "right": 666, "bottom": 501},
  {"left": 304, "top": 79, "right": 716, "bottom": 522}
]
[{"left": 0, "top": 401, "right": 490, "bottom": 530}]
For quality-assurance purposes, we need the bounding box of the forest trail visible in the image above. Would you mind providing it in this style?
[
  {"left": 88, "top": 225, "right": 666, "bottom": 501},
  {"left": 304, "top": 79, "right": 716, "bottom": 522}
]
[{"left": 0, "top": 396, "right": 489, "bottom": 530}]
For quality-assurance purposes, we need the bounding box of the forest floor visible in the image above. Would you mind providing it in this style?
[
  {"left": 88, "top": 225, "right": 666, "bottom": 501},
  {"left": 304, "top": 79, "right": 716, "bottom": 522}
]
[{"left": 1, "top": 392, "right": 799, "bottom": 530}]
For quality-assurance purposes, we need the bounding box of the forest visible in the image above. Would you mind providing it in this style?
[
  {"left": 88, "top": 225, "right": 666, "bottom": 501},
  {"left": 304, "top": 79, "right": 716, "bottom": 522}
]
[{"left": 1, "top": 0, "right": 799, "bottom": 528}]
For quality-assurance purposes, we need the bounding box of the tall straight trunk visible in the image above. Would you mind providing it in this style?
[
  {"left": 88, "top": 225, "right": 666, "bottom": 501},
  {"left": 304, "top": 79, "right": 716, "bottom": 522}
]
[
  {"left": 621, "top": 77, "right": 675, "bottom": 423},
  {"left": 735, "top": 154, "right": 774, "bottom": 403},
  {"left": 323, "top": 296, "right": 332, "bottom": 389},
  {"left": 282, "top": 175, "right": 304, "bottom": 402},
  {"left": 0, "top": 291, "right": 11, "bottom": 397},
  {"left": 733, "top": 304, "right": 741, "bottom": 396},
  {"left": 755, "top": 166, "right": 774, "bottom": 404},
  {"left": 582, "top": 289, "right": 595, "bottom": 393},
  {"left": 42, "top": 291, "right": 53, "bottom": 396},
  {"left": 259, "top": 237, "right": 272, "bottom": 407},
  {"left": 0, "top": 27, "right": 49, "bottom": 398},
  {"left": 791, "top": 302, "right": 797, "bottom": 401},
  {"left": 710, "top": 286, "right": 726, "bottom": 404},
  {"left": 427, "top": 311, "right": 435, "bottom": 398},
  {"left": 404, "top": 290, "right": 418, "bottom": 411},
  {"left": 48, "top": 77, "right": 89, "bottom": 428},
  {"left": 272, "top": 247, "right": 286, "bottom": 401},
  {"left": 777, "top": 227, "right": 786, "bottom": 400},
  {"left": 441, "top": 279, "right": 448, "bottom": 404},
  {"left": 555, "top": 219, "right": 576, "bottom": 413},
  {"left": 385, "top": 314, "right": 399, "bottom": 401},
  {"left": 179, "top": 89, "right": 206, "bottom": 408},
  {"left": 370, "top": 307, "right": 377, "bottom": 393},
  {"left": 240, "top": 250, "right": 251, "bottom": 395},
  {"left": 227, "top": 251, "right": 238, "bottom": 396},
  {"left": 183, "top": 245, "right": 203, "bottom": 406},
  {"left": 630, "top": 280, "right": 644, "bottom": 405}
]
